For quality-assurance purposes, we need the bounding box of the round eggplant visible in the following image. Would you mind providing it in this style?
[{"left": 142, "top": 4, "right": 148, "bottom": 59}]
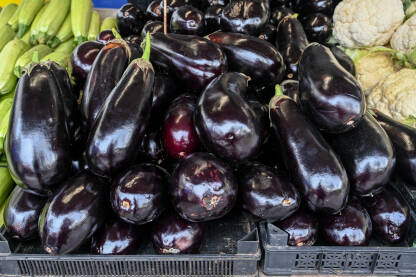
[
  {"left": 277, "top": 208, "right": 318, "bottom": 246},
  {"left": 117, "top": 3, "right": 146, "bottom": 37},
  {"left": 204, "top": 5, "right": 223, "bottom": 33},
  {"left": 71, "top": 41, "right": 103, "bottom": 90},
  {"left": 269, "top": 7, "right": 293, "bottom": 26},
  {"left": 146, "top": 0, "right": 163, "bottom": 20},
  {"left": 141, "top": 20, "right": 164, "bottom": 39},
  {"left": 330, "top": 46, "right": 355, "bottom": 76},
  {"left": 97, "top": 30, "right": 116, "bottom": 43},
  {"left": 301, "top": 13, "right": 332, "bottom": 43},
  {"left": 170, "top": 5, "right": 205, "bottom": 35},
  {"left": 258, "top": 24, "right": 277, "bottom": 44}
]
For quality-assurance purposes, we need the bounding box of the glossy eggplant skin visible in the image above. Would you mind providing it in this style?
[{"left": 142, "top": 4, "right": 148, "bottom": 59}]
[
  {"left": 129, "top": 0, "right": 153, "bottom": 11},
  {"left": 150, "top": 33, "right": 227, "bottom": 93},
  {"left": 139, "top": 129, "right": 166, "bottom": 165},
  {"left": 280, "top": 80, "right": 299, "bottom": 104},
  {"left": 39, "top": 172, "right": 108, "bottom": 255},
  {"left": 170, "top": 5, "right": 205, "bottom": 36},
  {"left": 91, "top": 218, "right": 140, "bottom": 254},
  {"left": 146, "top": 0, "right": 163, "bottom": 20},
  {"left": 298, "top": 43, "right": 365, "bottom": 133},
  {"left": 269, "top": 7, "right": 293, "bottom": 26},
  {"left": 194, "top": 73, "right": 262, "bottom": 161},
  {"left": 71, "top": 41, "right": 104, "bottom": 89},
  {"left": 152, "top": 212, "right": 204, "bottom": 254},
  {"left": 220, "top": 0, "right": 270, "bottom": 35},
  {"left": 277, "top": 208, "right": 318, "bottom": 246},
  {"left": 207, "top": 0, "right": 228, "bottom": 6},
  {"left": 117, "top": 3, "right": 146, "bottom": 37},
  {"left": 6, "top": 64, "right": 73, "bottom": 196},
  {"left": 207, "top": 32, "right": 285, "bottom": 90},
  {"left": 150, "top": 74, "right": 178, "bottom": 124},
  {"left": 82, "top": 40, "right": 130, "bottom": 128},
  {"left": 269, "top": 94, "right": 349, "bottom": 214},
  {"left": 321, "top": 199, "right": 372, "bottom": 246},
  {"left": 302, "top": 13, "right": 332, "bottom": 44},
  {"left": 239, "top": 162, "right": 300, "bottom": 221},
  {"left": 141, "top": 20, "right": 163, "bottom": 39},
  {"left": 97, "top": 30, "right": 116, "bottom": 43},
  {"left": 276, "top": 15, "right": 309, "bottom": 79},
  {"left": 327, "top": 114, "right": 395, "bottom": 196},
  {"left": 258, "top": 24, "right": 277, "bottom": 44},
  {"left": 86, "top": 57, "right": 154, "bottom": 178},
  {"left": 171, "top": 152, "right": 238, "bottom": 222},
  {"left": 295, "top": 0, "right": 335, "bottom": 16},
  {"left": 248, "top": 100, "right": 269, "bottom": 144},
  {"left": 204, "top": 5, "right": 223, "bottom": 33},
  {"left": 330, "top": 46, "right": 355, "bottom": 76},
  {"left": 4, "top": 186, "right": 47, "bottom": 240},
  {"left": 158, "top": 0, "right": 190, "bottom": 16},
  {"left": 372, "top": 110, "right": 416, "bottom": 186},
  {"left": 111, "top": 164, "right": 168, "bottom": 225}
]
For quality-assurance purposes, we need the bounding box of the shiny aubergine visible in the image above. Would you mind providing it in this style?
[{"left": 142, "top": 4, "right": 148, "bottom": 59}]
[
  {"left": 39, "top": 172, "right": 108, "bottom": 255},
  {"left": 92, "top": 218, "right": 140, "bottom": 254},
  {"left": 194, "top": 72, "right": 262, "bottom": 161},
  {"left": 269, "top": 91, "right": 349, "bottom": 214},
  {"left": 204, "top": 5, "right": 223, "bottom": 33},
  {"left": 301, "top": 13, "right": 332, "bottom": 44},
  {"left": 238, "top": 162, "right": 300, "bottom": 221},
  {"left": 97, "top": 30, "right": 116, "bottom": 43},
  {"left": 146, "top": 0, "right": 163, "bottom": 20},
  {"left": 4, "top": 186, "right": 47, "bottom": 240},
  {"left": 248, "top": 100, "right": 269, "bottom": 144},
  {"left": 372, "top": 110, "right": 416, "bottom": 186},
  {"left": 206, "top": 0, "right": 228, "bottom": 6},
  {"left": 321, "top": 199, "right": 372, "bottom": 246},
  {"left": 258, "top": 24, "right": 277, "bottom": 44},
  {"left": 220, "top": 0, "right": 270, "bottom": 35},
  {"left": 276, "top": 15, "right": 309, "bottom": 79},
  {"left": 117, "top": 3, "right": 146, "bottom": 37},
  {"left": 111, "top": 164, "right": 168, "bottom": 225},
  {"left": 294, "top": 0, "right": 335, "bottom": 15},
  {"left": 277, "top": 208, "right": 318, "bottom": 246},
  {"left": 207, "top": 32, "right": 285, "bottom": 90},
  {"left": 126, "top": 34, "right": 142, "bottom": 46},
  {"left": 129, "top": 0, "right": 153, "bottom": 11},
  {"left": 170, "top": 5, "right": 205, "bottom": 36},
  {"left": 150, "top": 33, "right": 227, "bottom": 93},
  {"left": 152, "top": 212, "right": 204, "bottom": 254},
  {"left": 71, "top": 41, "right": 104, "bottom": 89},
  {"left": 270, "top": 0, "right": 291, "bottom": 8},
  {"left": 280, "top": 80, "right": 299, "bottom": 104},
  {"left": 141, "top": 20, "right": 163, "bottom": 39},
  {"left": 269, "top": 7, "right": 293, "bottom": 26},
  {"left": 298, "top": 43, "right": 365, "bottom": 133},
  {"left": 6, "top": 63, "right": 73, "bottom": 195},
  {"left": 171, "top": 152, "right": 238, "bottom": 222},
  {"left": 150, "top": 74, "right": 179, "bottom": 124},
  {"left": 158, "top": 0, "right": 191, "bottom": 16},
  {"left": 327, "top": 113, "right": 395, "bottom": 196},
  {"left": 139, "top": 129, "right": 166, "bottom": 165},
  {"left": 330, "top": 46, "right": 355, "bottom": 76},
  {"left": 82, "top": 39, "right": 130, "bottom": 128}
]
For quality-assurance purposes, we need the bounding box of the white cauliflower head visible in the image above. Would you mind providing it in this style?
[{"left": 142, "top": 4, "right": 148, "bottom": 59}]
[
  {"left": 333, "top": 0, "right": 404, "bottom": 48},
  {"left": 391, "top": 14, "right": 416, "bottom": 54}
]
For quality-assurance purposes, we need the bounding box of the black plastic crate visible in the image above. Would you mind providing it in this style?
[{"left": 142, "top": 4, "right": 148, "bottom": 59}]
[{"left": 0, "top": 211, "right": 261, "bottom": 277}]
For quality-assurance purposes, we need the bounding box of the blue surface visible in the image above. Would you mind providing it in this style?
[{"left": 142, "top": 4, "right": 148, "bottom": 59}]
[{"left": 93, "top": 0, "right": 127, "bottom": 8}]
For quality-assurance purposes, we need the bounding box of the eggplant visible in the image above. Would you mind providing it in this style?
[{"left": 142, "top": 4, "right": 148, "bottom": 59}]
[
  {"left": 258, "top": 24, "right": 277, "bottom": 44},
  {"left": 71, "top": 41, "right": 103, "bottom": 89},
  {"left": 152, "top": 212, "right": 204, "bottom": 254},
  {"left": 280, "top": 80, "right": 299, "bottom": 104},
  {"left": 81, "top": 39, "right": 130, "bottom": 128},
  {"left": 298, "top": 43, "right": 365, "bottom": 133},
  {"left": 170, "top": 5, "right": 205, "bottom": 35},
  {"left": 146, "top": 0, "right": 163, "bottom": 20},
  {"left": 372, "top": 110, "right": 416, "bottom": 186},
  {"left": 207, "top": 32, "right": 285, "bottom": 90},
  {"left": 270, "top": 0, "right": 291, "bottom": 8},
  {"left": 206, "top": 0, "right": 228, "bottom": 6},
  {"left": 117, "top": 3, "right": 146, "bottom": 37},
  {"left": 294, "top": 0, "right": 335, "bottom": 16},
  {"left": 248, "top": 99, "right": 269, "bottom": 144},
  {"left": 141, "top": 20, "right": 163, "bottom": 39},
  {"left": 194, "top": 72, "right": 262, "bottom": 161},
  {"left": 330, "top": 46, "right": 355, "bottom": 76},
  {"left": 158, "top": 0, "right": 191, "bottom": 16},
  {"left": 150, "top": 33, "right": 227, "bottom": 93},
  {"left": 269, "top": 90, "right": 349, "bottom": 214},
  {"left": 171, "top": 152, "right": 237, "bottom": 222},
  {"left": 276, "top": 15, "right": 309, "bottom": 79},
  {"left": 97, "top": 30, "right": 116, "bottom": 43},
  {"left": 204, "top": 5, "right": 223, "bottom": 33},
  {"left": 150, "top": 74, "right": 179, "bottom": 124},
  {"left": 327, "top": 113, "right": 395, "bottom": 196},
  {"left": 91, "top": 218, "right": 140, "bottom": 254},
  {"left": 129, "top": 0, "right": 153, "bottom": 11},
  {"left": 86, "top": 37, "right": 154, "bottom": 177},
  {"left": 139, "top": 129, "right": 167, "bottom": 165},
  {"left": 238, "top": 162, "right": 300, "bottom": 221},
  {"left": 269, "top": 7, "right": 293, "bottom": 26},
  {"left": 39, "top": 171, "right": 108, "bottom": 255},
  {"left": 6, "top": 63, "right": 73, "bottom": 195},
  {"left": 301, "top": 13, "right": 332, "bottom": 44},
  {"left": 111, "top": 164, "right": 168, "bottom": 225},
  {"left": 220, "top": 0, "right": 270, "bottom": 35},
  {"left": 321, "top": 199, "right": 372, "bottom": 246},
  {"left": 277, "top": 208, "right": 318, "bottom": 246},
  {"left": 4, "top": 186, "right": 47, "bottom": 240}
]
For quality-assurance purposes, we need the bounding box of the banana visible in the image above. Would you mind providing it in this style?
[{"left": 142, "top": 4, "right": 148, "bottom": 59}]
[
  {"left": 48, "top": 12, "right": 72, "bottom": 48},
  {"left": 87, "top": 10, "right": 100, "bottom": 41},
  {"left": 71, "top": 0, "right": 93, "bottom": 45},
  {"left": 0, "top": 4, "right": 17, "bottom": 26},
  {"left": 36, "top": 0, "right": 71, "bottom": 45},
  {"left": 0, "top": 25, "right": 15, "bottom": 52},
  {"left": 17, "top": 0, "right": 44, "bottom": 38},
  {"left": 14, "top": 44, "right": 52, "bottom": 77}
]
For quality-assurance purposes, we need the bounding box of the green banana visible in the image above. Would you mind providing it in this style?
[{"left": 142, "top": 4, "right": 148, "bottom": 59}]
[
  {"left": 0, "top": 97, "right": 13, "bottom": 155},
  {"left": 36, "top": 0, "right": 70, "bottom": 45},
  {"left": 71, "top": 0, "right": 93, "bottom": 45},
  {"left": 100, "top": 17, "right": 117, "bottom": 32},
  {"left": 14, "top": 44, "right": 52, "bottom": 77},
  {"left": 7, "top": 1, "right": 24, "bottom": 31},
  {"left": 17, "top": 0, "right": 44, "bottom": 38},
  {"left": 48, "top": 12, "right": 72, "bottom": 48},
  {"left": 87, "top": 10, "right": 100, "bottom": 41},
  {"left": 0, "top": 4, "right": 17, "bottom": 27},
  {"left": 29, "top": 2, "right": 48, "bottom": 45},
  {"left": 0, "top": 25, "right": 15, "bottom": 52}
]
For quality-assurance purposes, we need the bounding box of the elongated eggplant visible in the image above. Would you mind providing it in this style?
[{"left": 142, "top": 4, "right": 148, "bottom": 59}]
[
  {"left": 269, "top": 90, "right": 349, "bottom": 214},
  {"left": 117, "top": 3, "right": 146, "bottom": 37},
  {"left": 239, "top": 162, "right": 300, "bottom": 221},
  {"left": 207, "top": 32, "right": 285, "bottom": 90},
  {"left": 39, "top": 171, "right": 108, "bottom": 255},
  {"left": 81, "top": 39, "right": 130, "bottom": 128},
  {"left": 5, "top": 63, "right": 72, "bottom": 195},
  {"left": 150, "top": 33, "right": 227, "bottom": 93},
  {"left": 194, "top": 72, "right": 262, "bottom": 161},
  {"left": 258, "top": 24, "right": 277, "bottom": 44},
  {"left": 141, "top": 20, "right": 163, "bottom": 39},
  {"left": 248, "top": 99, "right": 269, "bottom": 144},
  {"left": 327, "top": 113, "right": 395, "bottom": 196},
  {"left": 277, "top": 208, "right": 318, "bottom": 246},
  {"left": 171, "top": 152, "right": 237, "bottom": 222},
  {"left": 170, "top": 5, "right": 205, "bottom": 36},
  {"left": 301, "top": 13, "right": 332, "bottom": 44},
  {"left": 86, "top": 36, "right": 154, "bottom": 177},
  {"left": 298, "top": 43, "right": 365, "bottom": 133},
  {"left": 269, "top": 7, "right": 293, "bottom": 26},
  {"left": 280, "top": 80, "right": 299, "bottom": 104},
  {"left": 372, "top": 110, "right": 416, "bottom": 186},
  {"left": 330, "top": 46, "right": 355, "bottom": 76},
  {"left": 71, "top": 41, "right": 103, "bottom": 90},
  {"left": 150, "top": 74, "right": 178, "bottom": 124},
  {"left": 204, "top": 5, "right": 223, "bottom": 33},
  {"left": 4, "top": 186, "right": 47, "bottom": 240}
]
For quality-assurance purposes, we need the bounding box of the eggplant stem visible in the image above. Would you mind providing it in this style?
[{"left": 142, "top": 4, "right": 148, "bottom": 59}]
[
  {"left": 112, "top": 28, "right": 122, "bottom": 39},
  {"left": 141, "top": 32, "right": 151, "bottom": 62},
  {"left": 32, "top": 51, "right": 40, "bottom": 63},
  {"left": 292, "top": 13, "right": 299, "bottom": 19},
  {"left": 275, "top": 85, "right": 283, "bottom": 97}
]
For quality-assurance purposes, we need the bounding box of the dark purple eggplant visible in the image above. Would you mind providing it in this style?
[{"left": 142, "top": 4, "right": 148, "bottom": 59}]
[
  {"left": 152, "top": 212, "right": 204, "bottom": 254},
  {"left": 327, "top": 113, "right": 395, "bottom": 196},
  {"left": 301, "top": 13, "right": 332, "bottom": 43},
  {"left": 298, "top": 43, "right": 365, "bottom": 133},
  {"left": 170, "top": 5, "right": 205, "bottom": 35},
  {"left": 372, "top": 110, "right": 416, "bottom": 186},
  {"left": 71, "top": 41, "right": 103, "bottom": 90},
  {"left": 150, "top": 74, "right": 179, "bottom": 124},
  {"left": 280, "top": 80, "right": 299, "bottom": 104},
  {"left": 248, "top": 100, "right": 269, "bottom": 144},
  {"left": 206, "top": 0, "right": 228, "bottom": 6},
  {"left": 277, "top": 208, "right": 318, "bottom": 246},
  {"left": 194, "top": 72, "right": 262, "bottom": 161},
  {"left": 139, "top": 129, "right": 166, "bottom": 165},
  {"left": 117, "top": 3, "right": 146, "bottom": 37},
  {"left": 129, "top": 0, "right": 153, "bottom": 11},
  {"left": 39, "top": 171, "right": 108, "bottom": 255},
  {"left": 270, "top": 0, "right": 291, "bottom": 9},
  {"left": 269, "top": 90, "right": 349, "bottom": 214},
  {"left": 146, "top": 0, "right": 163, "bottom": 20},
  {"left": 207, "top": 32, "right": 285, "bottom": 90},
  {"left": 321, "top": 199, "right": 372, "bottom": 246},
  {"left": 330, "top": 46, "right": 355, "bottom": 76},
  {"left": 239, "top": 162, "right": 300, "bottom": 221},
  {"left": 97, "top": 30, "right": 116, "bottom": 43},
  {"left": 91, "top": 218, "right": 140, "bottom": 254},
  {"left": 158, "top": 0, "right": 191, "bottom": 16},
  {"left": 111, "top": 164, "right": 168, "bottom": 225},
  {"left": 258, "top": 24, "right": 277, "bottom": 43},
  {"left": 150, "top": 33, "right": 227, "bottom": 93},
  {"left": 294, "top": 0, "right": 335, "bottom": 16},
  {"left": 126, "top": 34, "right": 142, "bottom": 46},
  {"left": 204, "top": 5, "right": 223, "bottom": 33},
  {"left": 269, "top": 7, "right": 293, "bottom": 26},
  {"left": 171, "top": 152, "right": 237, "bottom": 222},
  {"left": 4, "top": 186, "right": 47, "bottom": 240},
  {"left": 220, "top": 0, "right": 270, "bottom": 35},
  {"left": 141, "top": 20, "right": 163, "bottom": 39}
]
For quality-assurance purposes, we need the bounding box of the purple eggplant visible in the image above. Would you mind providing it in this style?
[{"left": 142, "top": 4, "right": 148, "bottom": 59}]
[
  {"left": 269, "top": 7, "right": 293, "bottom": 25},
  {"left": 248, "top": 99, "right": 269, "bottom": 144},
  {"left": 270, "top": 0, "right": 291, "bottom": 9},
  {"left": 97, "top": 30, "right": 116, "bottom": 43},
  {"left": 139, "top": 129, "right": 167, "bottom": 165},
  {"left": 258, "top": 24, "right": 277, "bottom": 43},
  {"left": 280, "top": 80, "right": 299, "bottom": 104},
  {"left": 170, "top": 5, "right": 205, "bottom": 35},
  {"left": 71, "top": 41, "right": 103, "bottom": 89},
  {"left": 277, "top": 208, "right": 318, "bottom": 246},
  {"left": 141, "top": 20, "right": 164, "bottom": 39},
  {"left": 158, "top": 0, "right": 190, "bottom": 16},
  {"left": 117, "top": 3, "right": 146, "bottom": 37},
  {"left": 150, "top": 74, "right": 179, "bottom": 124},
  {"left": 171, "top": 152, "right": 237, "bottom": 222},
  {"left": 301, "top": 13, "right": 332, "bottom": 43},
  {"left": 146, "top": 0, "right": 163, "bottom": 20},
  {"left": 294, "top": 0, "right": 335, "bottom": 16},
  {"left": 129, "top": 0, "right": 153, "bottom": 11},
  {"left": 206, "top": 0, "right": 228, "bottom": 6},
  {"left": 330, "top": 46, "right": 355, "bottom": 76},
  {"left": 204, "top": 5, "right": 223, "bottom": 33}
]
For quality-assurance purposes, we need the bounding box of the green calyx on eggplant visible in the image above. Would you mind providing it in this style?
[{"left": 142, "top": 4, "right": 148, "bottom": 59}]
[
  {"left": 194, "top": 72, "right": 262, "bottom": 161},
  {"left": 298, "top": 43, "right": 366, "bottom": 133},
  {"left": 269, "top": 88, "right": 349, "bottom": 214},
  {"left": 170, "top": 5, "right": 205, "bottom": 36},
  {"left": 116, "top": 3, "right": 146, "bottom": 37}
]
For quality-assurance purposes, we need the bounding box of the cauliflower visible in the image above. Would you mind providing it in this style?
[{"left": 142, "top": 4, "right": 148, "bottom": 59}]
[
  {"left": 391, "top": 14, "right": 416, "bottom": 54},
  {"left": 333, "top": 0, "right": 404, "bottom": 48},
  {"left": 367, "top": 68, "right": 416, "bottom": 122}
]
